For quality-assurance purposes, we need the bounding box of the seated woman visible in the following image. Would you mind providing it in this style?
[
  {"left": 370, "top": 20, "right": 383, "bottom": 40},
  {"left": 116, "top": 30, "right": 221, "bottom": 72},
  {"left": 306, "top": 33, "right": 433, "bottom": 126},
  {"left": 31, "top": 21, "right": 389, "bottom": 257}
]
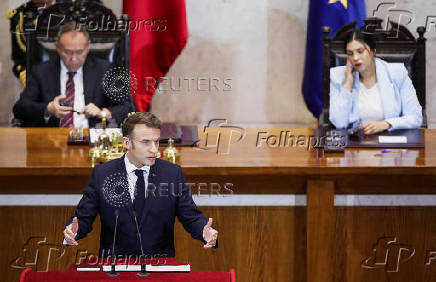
[{"left": 329, "top": 28, "right": 422, "bottom": 135}]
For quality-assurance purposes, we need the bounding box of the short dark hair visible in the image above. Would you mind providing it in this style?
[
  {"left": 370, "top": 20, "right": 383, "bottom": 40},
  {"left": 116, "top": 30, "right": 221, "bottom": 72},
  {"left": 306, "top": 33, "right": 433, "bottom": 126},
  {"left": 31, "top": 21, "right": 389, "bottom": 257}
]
[
  {"left": 57, "top": 21, "right": 90, "bottom": 41},
  {"left": 344, "top": 28, "right": 376, "bottom": 52},
  {"left": 122, "top": 112, "right": 161, "bottom": 138}
]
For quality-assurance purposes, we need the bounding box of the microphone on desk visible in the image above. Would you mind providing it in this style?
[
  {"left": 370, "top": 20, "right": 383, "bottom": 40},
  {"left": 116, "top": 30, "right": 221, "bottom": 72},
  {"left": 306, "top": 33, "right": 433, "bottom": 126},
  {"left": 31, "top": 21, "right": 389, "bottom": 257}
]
[
  {"left": 133, "top": 211, "right": 149, "bottom": 277},
  {"left": 347, "top": 121, "right": 364, "bottom": 140},
  {"left": 107, "top": 209, "right": 120, "bottom": 277}
]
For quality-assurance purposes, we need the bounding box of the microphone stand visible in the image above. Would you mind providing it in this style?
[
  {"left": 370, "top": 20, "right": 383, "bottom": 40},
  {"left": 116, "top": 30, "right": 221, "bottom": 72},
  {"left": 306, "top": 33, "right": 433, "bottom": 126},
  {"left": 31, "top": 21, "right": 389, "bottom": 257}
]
[
  {"left": 107, "top": 209, "right": 120, "bottom": 277},
  {"left": 133, "top": 211, "right": 149, "bottom": 277}
]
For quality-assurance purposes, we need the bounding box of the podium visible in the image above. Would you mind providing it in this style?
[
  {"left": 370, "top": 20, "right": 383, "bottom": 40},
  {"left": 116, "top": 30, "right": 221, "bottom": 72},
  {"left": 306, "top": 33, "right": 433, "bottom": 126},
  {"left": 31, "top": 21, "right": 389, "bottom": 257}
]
[{"left": 20, "top": 258, "right": 236, "bottom": 282}]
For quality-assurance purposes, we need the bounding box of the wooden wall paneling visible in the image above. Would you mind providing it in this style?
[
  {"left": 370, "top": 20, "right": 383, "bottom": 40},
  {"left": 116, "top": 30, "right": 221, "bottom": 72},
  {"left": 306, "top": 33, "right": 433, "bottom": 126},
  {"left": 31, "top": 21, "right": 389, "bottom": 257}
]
[
  {"left": 334, "top": 207, "right": 436, "bottom": 282},
  {"left": 306, "top": 180, "right": 334, "bottom": 282},
  {"left": 0, "top": 206, "right": 306, "bottom": 282}
]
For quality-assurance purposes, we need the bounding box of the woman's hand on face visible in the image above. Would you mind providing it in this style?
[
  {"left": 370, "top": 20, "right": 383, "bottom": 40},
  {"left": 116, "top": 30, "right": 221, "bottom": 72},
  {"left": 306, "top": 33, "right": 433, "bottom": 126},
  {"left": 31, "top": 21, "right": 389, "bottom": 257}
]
[
  {"left": 343, "top": 58, "right": 354, "bottom": 92},
  {"left": 363, "top": 121, "right": 391, "bottom": 135}
]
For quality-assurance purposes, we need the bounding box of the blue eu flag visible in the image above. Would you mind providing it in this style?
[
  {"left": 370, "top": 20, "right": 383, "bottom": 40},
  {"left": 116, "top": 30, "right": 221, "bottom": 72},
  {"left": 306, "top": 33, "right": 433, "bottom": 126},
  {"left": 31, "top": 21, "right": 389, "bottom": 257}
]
[{"left": 302, "top": 0, "right": 366, "bottom": 118}]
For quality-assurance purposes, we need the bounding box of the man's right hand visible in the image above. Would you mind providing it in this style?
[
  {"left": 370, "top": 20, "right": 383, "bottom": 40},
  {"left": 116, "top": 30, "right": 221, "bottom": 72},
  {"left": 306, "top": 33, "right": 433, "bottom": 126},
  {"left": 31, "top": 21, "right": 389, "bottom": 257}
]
[
  {"left": 45, "top": 95, "right": 73, "bottom": 118},
  {"left": 63, "top": 216, "right": 79, "bottom": 246}
]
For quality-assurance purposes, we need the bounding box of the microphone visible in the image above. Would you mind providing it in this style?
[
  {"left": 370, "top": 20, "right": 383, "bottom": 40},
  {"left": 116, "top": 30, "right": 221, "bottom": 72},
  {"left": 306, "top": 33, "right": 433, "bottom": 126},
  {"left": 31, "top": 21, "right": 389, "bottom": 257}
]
[
  {"left": 107, "top": 209, "right": 120, "bottom": 277},
  {"left": 133, "top": 211, "right": 149, "bottom": 277},
  {"left": 347, "top": 120, "right": 364, "bottom": 140}
]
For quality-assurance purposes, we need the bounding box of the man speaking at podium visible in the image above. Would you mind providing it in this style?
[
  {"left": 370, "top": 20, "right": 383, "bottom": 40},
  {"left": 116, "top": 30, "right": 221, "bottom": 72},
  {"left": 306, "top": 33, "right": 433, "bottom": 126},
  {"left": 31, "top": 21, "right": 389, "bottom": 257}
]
[{"left": 63, "top": 112, "right": 218, "bottom": 258}]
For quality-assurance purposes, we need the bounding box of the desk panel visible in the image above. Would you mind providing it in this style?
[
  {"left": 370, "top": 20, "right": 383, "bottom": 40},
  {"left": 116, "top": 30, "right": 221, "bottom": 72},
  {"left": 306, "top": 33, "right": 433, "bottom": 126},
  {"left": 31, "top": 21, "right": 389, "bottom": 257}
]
[{"left": 1, "top": 128, "right": 436, "bottom": 282}]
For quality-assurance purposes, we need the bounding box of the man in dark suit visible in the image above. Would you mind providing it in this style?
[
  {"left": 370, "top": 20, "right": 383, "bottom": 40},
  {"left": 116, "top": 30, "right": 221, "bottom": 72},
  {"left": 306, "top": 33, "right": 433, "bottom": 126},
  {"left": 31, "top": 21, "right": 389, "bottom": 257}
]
[
  {"left": 63, "top": 112, "right": 218, "bottom": 257},
  {"left": 13, "top": 21, "right": 132, "bottom": 127}
]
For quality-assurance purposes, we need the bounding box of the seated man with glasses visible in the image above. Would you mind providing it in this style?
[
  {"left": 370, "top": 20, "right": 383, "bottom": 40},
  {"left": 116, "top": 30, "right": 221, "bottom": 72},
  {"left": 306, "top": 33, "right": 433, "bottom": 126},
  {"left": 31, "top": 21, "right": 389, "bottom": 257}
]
[{"left": 13, "top": 21, "right": 132, "bottom": 127}]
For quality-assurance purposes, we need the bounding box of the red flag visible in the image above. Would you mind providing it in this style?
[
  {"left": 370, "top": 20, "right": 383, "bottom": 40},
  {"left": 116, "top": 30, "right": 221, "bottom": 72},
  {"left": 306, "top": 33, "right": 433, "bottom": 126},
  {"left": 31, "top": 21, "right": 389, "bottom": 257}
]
[{"left": 123, "top": 0, "right": 188, "bottom": 111}]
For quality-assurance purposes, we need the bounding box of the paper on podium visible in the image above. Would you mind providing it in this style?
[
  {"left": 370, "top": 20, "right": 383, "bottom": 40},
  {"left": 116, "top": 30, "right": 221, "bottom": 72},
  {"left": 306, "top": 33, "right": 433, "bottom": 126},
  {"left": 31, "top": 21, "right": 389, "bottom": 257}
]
[
  {"left": 101, "top": 264, "right": 190, "bottom": 272},
  {"left": 77, "top": 267, "right": 100, "bottom": 271},
  {"left": 378, "top": 136, "right": 408, "bottom": 144}
]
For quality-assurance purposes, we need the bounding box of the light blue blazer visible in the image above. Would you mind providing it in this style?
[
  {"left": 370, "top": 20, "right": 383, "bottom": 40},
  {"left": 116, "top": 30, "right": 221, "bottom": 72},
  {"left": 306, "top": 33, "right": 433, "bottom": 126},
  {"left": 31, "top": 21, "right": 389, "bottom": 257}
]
[{"left": 329, "top": 58, "right": 422, "bottom": 130}]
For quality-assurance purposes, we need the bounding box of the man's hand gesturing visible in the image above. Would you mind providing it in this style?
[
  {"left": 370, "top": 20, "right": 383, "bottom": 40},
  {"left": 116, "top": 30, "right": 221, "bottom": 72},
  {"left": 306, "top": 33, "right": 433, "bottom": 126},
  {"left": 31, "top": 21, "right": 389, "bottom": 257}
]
[
  {"left": 63, "top": 217, "right": 79, "bottom": 246},
  {"left": 203, "top": 218, "right": 218, "bottom": 248}
]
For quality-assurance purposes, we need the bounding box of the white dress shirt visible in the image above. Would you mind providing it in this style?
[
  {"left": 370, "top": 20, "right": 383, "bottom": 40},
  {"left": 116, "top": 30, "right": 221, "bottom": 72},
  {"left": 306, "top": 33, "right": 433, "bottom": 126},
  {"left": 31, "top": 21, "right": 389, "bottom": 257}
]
[
  {"left": 358, "top": 82, "right": 384, "bottom": 125},
  {"left": 124, "top": 154, "right": 150, "bottom": 202},
  {"left": 60, "top": 61, "right": 89, "bottom": 128}
]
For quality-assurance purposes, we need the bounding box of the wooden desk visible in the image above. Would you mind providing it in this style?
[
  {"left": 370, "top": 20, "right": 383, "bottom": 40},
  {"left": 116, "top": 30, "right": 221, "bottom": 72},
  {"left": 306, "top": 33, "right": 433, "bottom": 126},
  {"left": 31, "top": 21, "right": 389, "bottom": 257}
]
[{"left": 1, "top": 128, "right": 436, "bottom": 282}]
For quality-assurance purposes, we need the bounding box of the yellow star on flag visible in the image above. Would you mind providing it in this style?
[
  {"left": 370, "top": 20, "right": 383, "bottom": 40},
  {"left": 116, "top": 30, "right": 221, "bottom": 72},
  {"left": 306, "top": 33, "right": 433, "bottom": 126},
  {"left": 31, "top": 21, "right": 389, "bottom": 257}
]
[{"left": 328, "top": 0, "right": 347, "bottom": 9}]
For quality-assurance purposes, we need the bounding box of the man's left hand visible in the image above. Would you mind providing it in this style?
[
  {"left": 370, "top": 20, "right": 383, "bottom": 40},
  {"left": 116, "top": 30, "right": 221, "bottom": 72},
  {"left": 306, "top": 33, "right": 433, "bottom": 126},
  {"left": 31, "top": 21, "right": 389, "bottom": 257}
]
[
  {"left": 82, "top": 103, "right": 112, "bottom": 119},
  {"left": 363, "top": 121, "right": 391, "bottom": 135},
  {"left": 203, "top": 218, "right": 218, "bottom": 248}
]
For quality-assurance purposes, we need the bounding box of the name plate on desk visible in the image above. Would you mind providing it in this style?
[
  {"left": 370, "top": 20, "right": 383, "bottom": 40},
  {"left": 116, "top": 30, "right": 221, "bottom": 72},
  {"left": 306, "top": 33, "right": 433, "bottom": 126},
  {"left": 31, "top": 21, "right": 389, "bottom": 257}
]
[
  {"left": 101, "top": 264, "right": 190, "bottom": 272},
  {"left": 379, "top": 136, "right": 407, "bottom": 144}
]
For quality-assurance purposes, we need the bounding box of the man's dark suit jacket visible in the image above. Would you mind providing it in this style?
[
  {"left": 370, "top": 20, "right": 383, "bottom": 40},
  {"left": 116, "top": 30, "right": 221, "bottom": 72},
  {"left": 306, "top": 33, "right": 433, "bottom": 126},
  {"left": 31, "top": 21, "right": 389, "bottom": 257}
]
[
  {"left": 13, "top": 55, "right": 132, "bottom": 127},
  {"left": 66, "top": 156, "right": 208, "bottom": 257}
]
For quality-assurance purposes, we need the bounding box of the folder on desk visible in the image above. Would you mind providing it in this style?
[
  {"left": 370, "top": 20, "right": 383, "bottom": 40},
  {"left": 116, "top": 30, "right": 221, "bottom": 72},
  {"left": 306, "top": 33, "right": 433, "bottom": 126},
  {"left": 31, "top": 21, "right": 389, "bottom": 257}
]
[
  {"left": 160, "top": 123, "right": 199, "bottom": 146},
  {"left": 316, "top": 128, "right": 424, "bottom": 149},
  {"left": 160, "top": 123, "right": 183, "bottom": 143},
  {"left": 347, "top": 129, "right": 423, "bottom": 148}
]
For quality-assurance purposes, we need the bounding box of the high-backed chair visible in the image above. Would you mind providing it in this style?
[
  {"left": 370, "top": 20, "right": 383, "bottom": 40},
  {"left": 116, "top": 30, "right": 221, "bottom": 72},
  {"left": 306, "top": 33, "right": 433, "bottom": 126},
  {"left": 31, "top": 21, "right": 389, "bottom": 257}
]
[{"left": 320, "top": 17, "right": 427, "bottom": 128}]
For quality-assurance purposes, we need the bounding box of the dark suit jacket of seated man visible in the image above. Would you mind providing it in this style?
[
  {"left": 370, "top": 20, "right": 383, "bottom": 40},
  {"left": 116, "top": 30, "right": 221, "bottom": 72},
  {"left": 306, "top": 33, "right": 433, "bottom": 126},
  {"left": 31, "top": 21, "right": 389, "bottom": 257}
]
[
  {"left": 13, "top": 55, "right": 131, "bottom": 127},
  {"left": 63, "top": 112, "right": 218, "bottom": 257}
]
